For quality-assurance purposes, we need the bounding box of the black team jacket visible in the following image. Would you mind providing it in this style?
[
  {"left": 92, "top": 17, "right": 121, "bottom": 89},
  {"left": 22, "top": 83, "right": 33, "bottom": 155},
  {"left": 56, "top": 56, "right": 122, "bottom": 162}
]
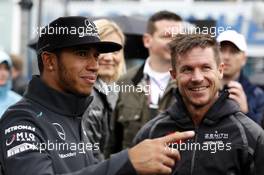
[
  {"left": 0, "top": 75, "right": 136, "bottom": 175},
  {"left": 133, "top": 89, "right": 264, "bottom": 175}
]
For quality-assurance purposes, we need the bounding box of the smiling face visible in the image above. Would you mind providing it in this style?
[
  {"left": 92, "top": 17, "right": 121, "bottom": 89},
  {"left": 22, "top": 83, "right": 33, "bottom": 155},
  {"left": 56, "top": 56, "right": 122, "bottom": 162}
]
[
  {"left": 50, "top": 46, "right": 99, "bottom": 96},
  {"left": 172, "top": 47, "right": 224, "bottom": 108},
  {"left": 98, "top": 32, "right": 123, "bottom": 82}
]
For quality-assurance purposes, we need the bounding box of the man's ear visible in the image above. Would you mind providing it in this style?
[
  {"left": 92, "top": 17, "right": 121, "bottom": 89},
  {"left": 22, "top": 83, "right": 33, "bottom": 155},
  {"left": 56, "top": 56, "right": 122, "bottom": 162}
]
[
  {"left": 143, "top": 33, "right": 152, "bottom": 49},
  {"left": 41, "top": 51, "right": 57, "bottom": 72},
  {"left": 170, "top": 69, "right": 177, "bottom": 79},
  {"left": 241, "top": 52, "right": 247, "bottom": 67}
]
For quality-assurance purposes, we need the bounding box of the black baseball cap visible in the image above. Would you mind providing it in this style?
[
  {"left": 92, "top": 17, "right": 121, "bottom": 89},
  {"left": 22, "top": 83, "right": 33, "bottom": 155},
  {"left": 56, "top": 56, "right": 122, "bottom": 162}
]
[{"left": 36, "top": 16, "right": 122, "bottom": 54}]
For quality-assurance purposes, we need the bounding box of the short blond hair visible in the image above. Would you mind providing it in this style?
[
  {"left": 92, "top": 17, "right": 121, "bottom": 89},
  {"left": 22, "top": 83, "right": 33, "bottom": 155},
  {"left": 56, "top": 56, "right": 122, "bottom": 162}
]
[{"left": 94, "top": 19, "right": 126, "bottom": 81}]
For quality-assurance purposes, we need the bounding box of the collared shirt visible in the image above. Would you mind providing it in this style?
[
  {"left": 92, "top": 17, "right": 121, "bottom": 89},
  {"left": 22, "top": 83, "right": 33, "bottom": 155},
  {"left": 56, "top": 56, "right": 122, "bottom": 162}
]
[{"left": 143, "top": 58, "right": 170, "bottom": 106}]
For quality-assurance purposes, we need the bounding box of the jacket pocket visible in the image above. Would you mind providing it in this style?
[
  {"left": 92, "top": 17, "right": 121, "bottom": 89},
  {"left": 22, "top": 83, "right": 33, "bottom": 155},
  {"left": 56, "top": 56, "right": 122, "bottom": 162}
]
[{"left": 117, "top": 106, "right": 143, "bottom": 148}]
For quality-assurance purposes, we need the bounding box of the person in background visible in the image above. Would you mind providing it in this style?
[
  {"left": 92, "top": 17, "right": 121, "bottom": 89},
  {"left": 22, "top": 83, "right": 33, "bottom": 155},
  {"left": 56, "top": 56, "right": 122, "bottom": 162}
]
[
  {"left": 10, "top": 54, "right": 28, "bottom": 95},
  {"left": 82, "top": 19, "right": 126, "bottom": 161},
  {"left": 217, "top": 30, "right": 264, "bottom": 125},
  {"left": 113, "top": 10, "right": 184, "bottom": 151},
  {"left": 95, "top": 19, "right": 127, "bottom": 83},
  {"left": 0, "top": 51, "right": 22, "bottom": 117}
]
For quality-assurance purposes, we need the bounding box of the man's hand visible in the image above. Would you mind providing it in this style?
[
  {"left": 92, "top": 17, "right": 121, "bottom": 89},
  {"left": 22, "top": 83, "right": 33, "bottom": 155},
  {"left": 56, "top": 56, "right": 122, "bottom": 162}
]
[
  {"left": 128, "top": 131, "right": 195, "bottom": 175},
  {"left": 227, "top": 81, "right": 248, "bottom": 113}
]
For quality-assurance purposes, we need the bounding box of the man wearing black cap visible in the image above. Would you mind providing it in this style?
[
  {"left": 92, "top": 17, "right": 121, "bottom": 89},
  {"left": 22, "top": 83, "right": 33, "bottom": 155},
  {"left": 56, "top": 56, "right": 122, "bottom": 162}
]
[{"left": 0, "top": 16, "right": 194, "bottom": 175}]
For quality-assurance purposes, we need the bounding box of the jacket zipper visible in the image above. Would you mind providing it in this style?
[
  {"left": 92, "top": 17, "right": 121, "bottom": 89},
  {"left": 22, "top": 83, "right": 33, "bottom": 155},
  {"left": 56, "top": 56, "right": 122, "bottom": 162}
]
[{"left": 190, "top": 126, "right": 199, "bottom": 175}]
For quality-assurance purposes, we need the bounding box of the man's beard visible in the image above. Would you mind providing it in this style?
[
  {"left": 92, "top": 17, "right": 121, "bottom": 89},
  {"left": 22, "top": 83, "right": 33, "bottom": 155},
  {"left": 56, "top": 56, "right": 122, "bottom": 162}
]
[{"left": 57, "top": 62, "right": 88, "bottom": 97}]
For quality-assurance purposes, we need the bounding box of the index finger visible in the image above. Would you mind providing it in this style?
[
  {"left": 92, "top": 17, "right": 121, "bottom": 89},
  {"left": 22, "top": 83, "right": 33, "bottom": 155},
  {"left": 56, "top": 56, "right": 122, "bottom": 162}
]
[{"left": 156, "top": 131, "right": 195, "bottom": 144}]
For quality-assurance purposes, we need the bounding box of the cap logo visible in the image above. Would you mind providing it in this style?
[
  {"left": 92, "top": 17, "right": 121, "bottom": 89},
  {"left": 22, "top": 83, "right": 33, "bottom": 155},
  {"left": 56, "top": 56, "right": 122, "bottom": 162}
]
[{"left": 79, "top": 19, "right": 99, "bottom": 38}]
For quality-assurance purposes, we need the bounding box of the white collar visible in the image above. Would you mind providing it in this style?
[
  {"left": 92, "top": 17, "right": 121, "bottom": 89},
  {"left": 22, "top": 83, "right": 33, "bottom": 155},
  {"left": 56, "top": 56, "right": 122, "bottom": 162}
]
[{"left": 143, "top": 58, "right": 170, "bottom": 80}]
